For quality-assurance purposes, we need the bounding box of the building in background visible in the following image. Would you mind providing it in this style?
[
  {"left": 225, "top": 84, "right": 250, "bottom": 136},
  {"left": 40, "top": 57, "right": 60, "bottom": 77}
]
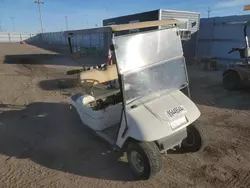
[
  {"left": 20, "top": 9, "right": 200, "bottom": 64},
  {"left": 103, "top": 9, "right": 200, "bottom": 64},
  {"left": 196, "top": 14, "right": 250, "bottom": 66}
]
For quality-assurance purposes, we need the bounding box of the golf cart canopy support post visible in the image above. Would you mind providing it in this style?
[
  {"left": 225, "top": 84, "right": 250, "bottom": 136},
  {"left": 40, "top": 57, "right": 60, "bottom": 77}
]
[
  {"left": 110, "top": 19, "right": 180, "bottom": 31},
  {"left": 244, "top": 21, "right": 250, "bottom": 48}
]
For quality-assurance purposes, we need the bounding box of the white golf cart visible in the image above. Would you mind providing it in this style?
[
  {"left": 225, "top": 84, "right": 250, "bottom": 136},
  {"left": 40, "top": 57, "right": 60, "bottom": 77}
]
[{"left": 70, "top": 20, "right": 207, "bottom": 179}]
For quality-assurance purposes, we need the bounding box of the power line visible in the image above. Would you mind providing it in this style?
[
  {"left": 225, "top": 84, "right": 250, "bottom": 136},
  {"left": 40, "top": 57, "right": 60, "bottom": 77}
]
[
  {"left": 208, "top": 7, "right": 212, "bottom": 18},
  {"left": 65, "top": 16, "right": 68, "bottom": 30},
  {"left": 34, "top": 0, "right": 44, "bottom": 33}
]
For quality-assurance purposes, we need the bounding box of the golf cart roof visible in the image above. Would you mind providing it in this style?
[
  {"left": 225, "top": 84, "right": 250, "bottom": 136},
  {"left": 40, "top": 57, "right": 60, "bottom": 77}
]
[
  {"left": 65, "top": 19, "right": 180, "bottom": 36},
  {"left": 110, "top": 19, "right": 180, "bottom": 31}
]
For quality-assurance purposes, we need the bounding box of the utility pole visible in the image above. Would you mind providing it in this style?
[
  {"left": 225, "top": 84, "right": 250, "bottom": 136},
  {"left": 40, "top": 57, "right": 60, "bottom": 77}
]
[
  {"left": 34, "top": 0, "right": 44, "bottom": 33},
  {"left": 10, "top": 17, "right": 15, "bottom": 32},
  {"left": 0, "top": 18, "right": 2, "bottom": 32},
  {"left": 208, "top": 7, "right": 212, "bottom": 18},
  {"left": 65, "top": 16, "right": 68, "bottom": 30}
]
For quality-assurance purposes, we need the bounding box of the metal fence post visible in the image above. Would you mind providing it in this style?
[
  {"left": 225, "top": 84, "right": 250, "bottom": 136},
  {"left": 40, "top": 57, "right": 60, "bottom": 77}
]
[
  {"left": 61, "top": 32, "right": 63, "bottom": 45},
  {"left": 68, "top": 37, "right": 73, "bottom": 54},
  {"left": 8, "top": 33, "right": 11, "bottom": 42},
  {"left": 98, "top": 33, "right": 101, "bottom": 50},
  {"left": 208, "top": 19, "right": 215, "bottom": 61},
  {"left": 90, "top": 34, "right": 92, "bottom": 47},
  {"left": 81, "top": 35, "right": 84, "bottom": 48}
]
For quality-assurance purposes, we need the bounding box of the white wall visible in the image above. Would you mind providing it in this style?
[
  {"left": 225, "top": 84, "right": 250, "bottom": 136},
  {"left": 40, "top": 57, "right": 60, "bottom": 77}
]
[
  {"left": 0, "top": 32, "right": 36, "bottom": 43},
  {"left": 196, "top": 14, "right": 250, "bottom": 65}
]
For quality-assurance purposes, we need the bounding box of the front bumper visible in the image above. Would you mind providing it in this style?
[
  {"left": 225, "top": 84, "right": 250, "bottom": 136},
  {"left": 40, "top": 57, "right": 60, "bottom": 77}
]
[{"left": 156, "top": 128, "right": 187, "bottom": 153}]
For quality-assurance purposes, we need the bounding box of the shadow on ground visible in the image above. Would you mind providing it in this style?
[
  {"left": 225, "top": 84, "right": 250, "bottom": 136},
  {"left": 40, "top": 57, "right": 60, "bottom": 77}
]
[
  {"left": 188, "top": 67, "right": 250, "bottom": 110},
  {"left": 27, "top": 43, "right": 71, "bottom": 55},
  {"left": 0, "top": 102, "right": 134, "bottom": 181},
  {"left": 4, "top": 53, "right": 107, "bottom": 67},
  {"left": 4, "top": 54, "right": 80, "bottom": 67},
  {"left": 39, "top": 78, "right": 78, "bottom": 91}
]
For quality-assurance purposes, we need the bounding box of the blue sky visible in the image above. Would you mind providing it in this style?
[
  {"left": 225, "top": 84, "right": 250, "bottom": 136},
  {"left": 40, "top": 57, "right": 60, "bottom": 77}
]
[{"left": 0, "top": 0, "right": 249, "bottom": 33}]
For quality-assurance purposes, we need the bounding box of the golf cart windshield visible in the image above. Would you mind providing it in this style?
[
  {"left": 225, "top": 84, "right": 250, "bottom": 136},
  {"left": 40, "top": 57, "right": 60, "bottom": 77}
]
[{"left": 112, "top": 27, "right": 188, "bottom": 104}]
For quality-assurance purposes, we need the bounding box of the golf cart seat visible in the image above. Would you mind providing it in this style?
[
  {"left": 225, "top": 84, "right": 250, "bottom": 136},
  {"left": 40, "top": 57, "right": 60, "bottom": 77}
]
[{"left": 78, "top": 64, "right": 118, "bottom": 85}]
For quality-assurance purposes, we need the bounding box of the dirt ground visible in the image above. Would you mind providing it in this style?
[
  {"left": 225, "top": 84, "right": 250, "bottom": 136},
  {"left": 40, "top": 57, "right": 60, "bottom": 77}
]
[{"left": 0, "top": 43, "right": 250, "bottom": 188}]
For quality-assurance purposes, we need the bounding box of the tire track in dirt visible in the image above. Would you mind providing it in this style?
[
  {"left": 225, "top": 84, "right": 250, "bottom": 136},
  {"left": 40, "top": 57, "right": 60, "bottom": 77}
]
[
  {"left": 0, "top": 167, "right": 26, "bottom": 188},
  {"left": 189, "top": 144, "right": 247, "bottom": 188},
  {"left": 201, "top": 137, "right": 250, "bottom": 187},
  {"left": 192, "top": 164, "right": 238, "bottom": 188},
  {"left": 186, "top": 111, "right": 250, "bottom": 187},
  {"left": 0, "top": 161, "right": 63, "bottom": 188},
  {"left": 223, "top": 162, "right": 250, "bottom": 188},
  {"left": 163, "top": 156, "right": 197, "bottom": 187}
]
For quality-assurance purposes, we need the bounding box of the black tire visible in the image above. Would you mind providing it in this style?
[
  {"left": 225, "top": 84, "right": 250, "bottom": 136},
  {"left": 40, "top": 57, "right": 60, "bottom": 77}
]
[
  {"left": 223, "top": 71, "right": 240, "bottom": 90},
  {"left": 127, "top": 142, "right": 162, "bottom": 180},
  {"left": 181, "top": 124, "right": 208, "bottom": 153}
]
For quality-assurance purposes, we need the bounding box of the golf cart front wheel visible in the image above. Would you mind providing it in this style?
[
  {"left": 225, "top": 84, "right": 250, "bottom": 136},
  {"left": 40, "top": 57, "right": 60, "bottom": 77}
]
[
  {"left": 181, "top": 124, "right": 208, "bottom": 153},
  {"left": 127, "top": 142, "right": 162, "bottom": 180}
]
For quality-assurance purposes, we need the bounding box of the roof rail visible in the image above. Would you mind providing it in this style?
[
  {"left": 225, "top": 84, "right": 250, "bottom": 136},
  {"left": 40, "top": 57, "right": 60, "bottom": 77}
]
[{"left": 110, "top": 19, "right": 180, "bottom": 31}]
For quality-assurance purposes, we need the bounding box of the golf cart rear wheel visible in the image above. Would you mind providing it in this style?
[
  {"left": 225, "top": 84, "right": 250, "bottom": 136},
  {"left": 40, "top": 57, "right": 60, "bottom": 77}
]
[
  {"left": 127, "top": 142, "right": 162, "bottom": 180},
  {"left": 181, "top": 124, "right": 208, "bottom": 153},
  {"left": 223, "top": 71, "right": 240, "bottom": 90}
]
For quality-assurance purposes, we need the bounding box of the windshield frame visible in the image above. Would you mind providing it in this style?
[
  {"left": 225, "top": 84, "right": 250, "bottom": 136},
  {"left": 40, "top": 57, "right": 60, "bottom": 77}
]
[
  {"left": 112, "top": 27, "right": 188, "bottom": 106},
  {"left": 112, "top": 26, "right": 183, "bottom": 74}
]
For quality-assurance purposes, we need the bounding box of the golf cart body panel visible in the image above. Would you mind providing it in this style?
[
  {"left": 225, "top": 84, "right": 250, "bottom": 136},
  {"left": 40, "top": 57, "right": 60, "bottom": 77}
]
[
  {"left": 110, "top": 26, "right": 200, "bottom": 147},
  {"left": 71, "top": 94, "right": 122, "bottom": 131},
  {"left": 115, "top": 90, "right": 200, "bottom": 147}
]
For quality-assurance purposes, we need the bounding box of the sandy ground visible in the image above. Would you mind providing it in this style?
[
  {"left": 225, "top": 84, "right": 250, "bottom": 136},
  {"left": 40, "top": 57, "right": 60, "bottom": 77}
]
[{"left": 0, "top": 43, "right": 250, "bottom": 188}]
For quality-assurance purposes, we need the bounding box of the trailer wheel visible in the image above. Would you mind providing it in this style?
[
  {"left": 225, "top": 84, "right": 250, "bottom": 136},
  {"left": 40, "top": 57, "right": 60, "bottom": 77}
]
[
  {"left": 181, "top": 124, "right": 208, "bottom": 153},
  {"left": 127, "top": 142, "right": 162, "bottom": 180},
  {"left": 223, "top": 71, "right": 240, "bottom": 90}
]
